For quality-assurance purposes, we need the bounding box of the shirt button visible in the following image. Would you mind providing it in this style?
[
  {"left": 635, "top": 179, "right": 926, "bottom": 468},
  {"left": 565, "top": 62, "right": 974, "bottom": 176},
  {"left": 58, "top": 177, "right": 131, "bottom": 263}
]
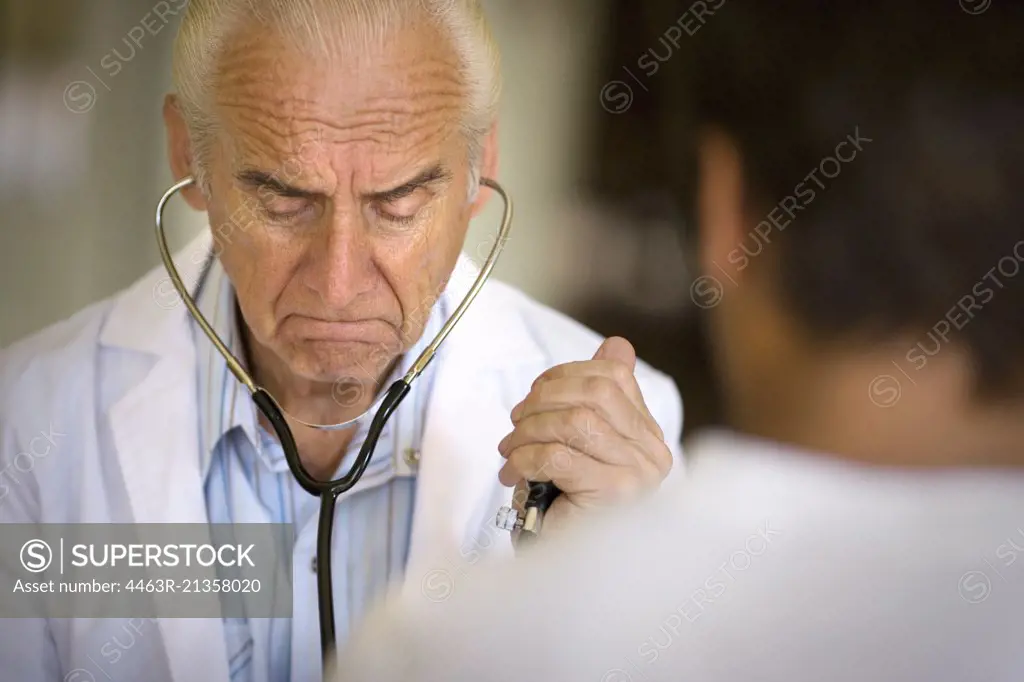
[
  {"left": 403, "top": 448, "right": 421, "bottom": 467},
  {"left": 311, "top": 556, "right": 317, "bottom": 574}
]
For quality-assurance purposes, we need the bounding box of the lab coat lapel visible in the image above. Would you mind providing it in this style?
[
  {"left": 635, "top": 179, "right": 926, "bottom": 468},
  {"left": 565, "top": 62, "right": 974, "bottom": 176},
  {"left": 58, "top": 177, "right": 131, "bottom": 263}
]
[
  {"left": 101, "top": 231, "right": 231, "bottom": 682},
  {"left": 402, "top": 256, "right": 547, "bottom": 598},
  {"left": 101, "top": 231, "right": 213, "bottom": 525}
]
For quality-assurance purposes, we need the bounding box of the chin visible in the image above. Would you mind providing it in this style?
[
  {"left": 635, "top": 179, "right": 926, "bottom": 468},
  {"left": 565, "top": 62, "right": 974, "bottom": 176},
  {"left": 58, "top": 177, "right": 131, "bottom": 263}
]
[{"left": 286, "top": 341, "right": 398, "bottom": 384}]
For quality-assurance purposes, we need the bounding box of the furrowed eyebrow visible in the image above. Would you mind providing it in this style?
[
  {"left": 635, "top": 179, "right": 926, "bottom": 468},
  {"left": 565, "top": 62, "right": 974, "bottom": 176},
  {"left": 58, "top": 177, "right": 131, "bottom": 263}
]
[
  {"left": 365, "top": 164, "right": 453, "bottom": 203},
  {"left": 234, "top": 164, "right": 453, "bottom": 202},
  {"left": 235, "top": 170, "right": 320, "bottom": 199}
]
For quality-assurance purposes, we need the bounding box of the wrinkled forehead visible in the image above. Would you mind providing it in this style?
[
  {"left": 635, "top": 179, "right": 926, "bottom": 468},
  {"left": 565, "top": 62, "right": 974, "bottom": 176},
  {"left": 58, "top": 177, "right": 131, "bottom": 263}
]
[{"left": 210, "top": 16, "right": 467, "bottom": 172}]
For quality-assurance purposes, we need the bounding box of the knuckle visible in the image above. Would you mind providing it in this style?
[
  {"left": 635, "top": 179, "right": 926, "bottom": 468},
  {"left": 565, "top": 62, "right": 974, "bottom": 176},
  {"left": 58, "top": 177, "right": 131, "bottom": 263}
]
[
  {"left": 624, "top": 411, "right": 647, "bottom": 440},
  {"left": 544, "top": 443, "right": 574, "bottom": 474},
  {"left": 533, "top": 379, "right": 556, "bottom": 404},
  {"left": 515, "top": 393, "right": 536, "bottom": 418},
  {"left": 505, "top": 449, "right": 532, "bottom": 475},
  {"left": 564, "top": 432, "right": 586, "bottom": 453},
  {"left": 608, "top": 363, "right": 633, "bottom": 387},
  {"left": 532, "top": 366, "right": 559, "bottom": 388},
  {"left": 584, "top": 375, "right": 619, "bottom": 404}
]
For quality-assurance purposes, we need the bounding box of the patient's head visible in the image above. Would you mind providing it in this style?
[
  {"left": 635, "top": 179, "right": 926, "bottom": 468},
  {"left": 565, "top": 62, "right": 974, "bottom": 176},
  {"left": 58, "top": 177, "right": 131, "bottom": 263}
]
[{"left": 680, "top": 1, "right": 1024, "bottom": 464}]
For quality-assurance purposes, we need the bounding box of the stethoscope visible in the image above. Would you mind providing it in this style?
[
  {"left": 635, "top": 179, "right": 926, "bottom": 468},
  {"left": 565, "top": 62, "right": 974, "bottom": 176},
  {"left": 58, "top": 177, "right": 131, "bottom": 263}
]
[{"left": 154, "top": 174, "right": 562, "bottom": 672}]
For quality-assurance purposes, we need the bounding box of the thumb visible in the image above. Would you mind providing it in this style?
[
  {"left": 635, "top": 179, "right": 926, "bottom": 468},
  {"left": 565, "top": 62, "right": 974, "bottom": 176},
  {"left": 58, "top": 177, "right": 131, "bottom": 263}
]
[
  {"left": 593, "top": 336, "right": 636, "bottom": 371},
  {"left": 594, "top": 336, "right": 662, "bottom": 440}
]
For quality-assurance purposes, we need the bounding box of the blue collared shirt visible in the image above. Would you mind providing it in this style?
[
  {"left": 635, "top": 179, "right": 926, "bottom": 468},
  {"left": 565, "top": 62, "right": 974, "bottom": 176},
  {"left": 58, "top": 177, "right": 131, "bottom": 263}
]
[{"left": 191, "top": 255, "right": 442, "bottom": 682}]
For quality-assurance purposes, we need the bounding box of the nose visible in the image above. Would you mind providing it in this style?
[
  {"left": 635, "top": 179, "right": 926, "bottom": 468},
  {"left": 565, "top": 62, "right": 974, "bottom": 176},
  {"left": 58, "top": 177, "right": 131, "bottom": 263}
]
[{"left": 305, "top": 209, "right": 376, "bottom": 313}]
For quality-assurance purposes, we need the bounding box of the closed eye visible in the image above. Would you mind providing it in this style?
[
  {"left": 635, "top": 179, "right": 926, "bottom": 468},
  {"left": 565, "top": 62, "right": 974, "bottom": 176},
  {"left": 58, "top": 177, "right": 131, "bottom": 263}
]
[
  {"left": 374, "top": 191, "right": 428, "bottom": 225},
  {"left": 262, "top": 195, "right": 315, "bottom": 220},
  {"left": 366, "top": 164, "right": 452, "bottom": 226},
  {"left": 235, "top": 170, "right": 322, "bottom": 222}
]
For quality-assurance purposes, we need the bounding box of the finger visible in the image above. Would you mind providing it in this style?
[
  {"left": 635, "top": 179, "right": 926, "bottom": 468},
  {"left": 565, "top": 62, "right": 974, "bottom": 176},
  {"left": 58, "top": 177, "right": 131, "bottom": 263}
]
[
  {"left": 530, "top": 359, "right": 635, "bottom": 395},
  {"left": 497, "top": 440, "right": 604, "bottom": 490},
  {"left": 592, "top": 336, "right": 636, "bottom": 370},
  {"left": 510, "top": 480, "right": 529, "bottom": 514},
  {"left": 499, "top": 440, "right": 577, "bottom": 486},
  {"left": 511, "top": 375, "right": 660, "bottom": 442},
  {"left": 498, "top": 442, "right": 652, "bottom": 503},
  {"left": 525, "top": 337, "right": 660, "bottom": 437},
  {"left": 521, "top": 360, "right": 656, "bottom": 428},
  {"left": 499, "top": 409, "right": 670, "bottom": 475},
  {"left": 500, "top": 409, "right": 625, "bottom": 467}
]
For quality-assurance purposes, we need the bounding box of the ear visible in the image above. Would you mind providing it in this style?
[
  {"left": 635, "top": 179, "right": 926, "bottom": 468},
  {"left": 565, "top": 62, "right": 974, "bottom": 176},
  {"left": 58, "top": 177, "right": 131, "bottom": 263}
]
[
  {"left": 697, "top": 127, "right": 746, "bottom": 284},
  {"left": 163, "top": 94, "right": 207, "bottom": 211},
  {"left": 469, "top": 120, "right": 500, "bottom": 218}
]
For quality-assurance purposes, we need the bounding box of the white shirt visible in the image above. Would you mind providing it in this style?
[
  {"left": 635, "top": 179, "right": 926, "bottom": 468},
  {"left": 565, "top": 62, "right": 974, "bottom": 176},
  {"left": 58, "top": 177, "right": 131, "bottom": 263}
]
[{"left": 335, "top": 429, "right": 1024, "bottom": 682}]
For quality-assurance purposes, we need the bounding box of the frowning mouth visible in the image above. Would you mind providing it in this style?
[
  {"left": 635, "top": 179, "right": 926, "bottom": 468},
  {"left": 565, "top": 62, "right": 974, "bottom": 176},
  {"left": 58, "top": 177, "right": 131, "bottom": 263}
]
[{"left": 286, "top": 317, "right": 394, "bottom": 344}]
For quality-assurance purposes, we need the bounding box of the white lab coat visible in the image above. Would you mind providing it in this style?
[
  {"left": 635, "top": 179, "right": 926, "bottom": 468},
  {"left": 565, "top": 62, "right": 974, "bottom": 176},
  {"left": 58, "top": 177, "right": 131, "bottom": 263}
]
[{"left": 0, "top": 231, "right": 683, "bottom": 682}]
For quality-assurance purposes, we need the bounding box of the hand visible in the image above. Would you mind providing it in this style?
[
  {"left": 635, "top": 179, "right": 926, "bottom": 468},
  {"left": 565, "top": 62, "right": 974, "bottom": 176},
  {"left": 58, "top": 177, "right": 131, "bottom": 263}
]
[{"left": 497, "top": 337, "right": 673, "bottom": 536}]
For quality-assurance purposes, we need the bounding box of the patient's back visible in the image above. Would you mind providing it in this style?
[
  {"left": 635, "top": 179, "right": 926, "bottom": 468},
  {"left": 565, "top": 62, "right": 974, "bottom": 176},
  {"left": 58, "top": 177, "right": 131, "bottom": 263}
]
[{"left": 341, "top": 429, "right": 1024, "bottom": 682}]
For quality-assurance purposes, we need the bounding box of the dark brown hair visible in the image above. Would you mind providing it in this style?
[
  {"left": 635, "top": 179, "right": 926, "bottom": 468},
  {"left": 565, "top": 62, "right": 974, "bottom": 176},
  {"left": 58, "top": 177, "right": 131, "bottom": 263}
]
[{"left": 674, "top": 0, "right": 1024, "bottom": 398}]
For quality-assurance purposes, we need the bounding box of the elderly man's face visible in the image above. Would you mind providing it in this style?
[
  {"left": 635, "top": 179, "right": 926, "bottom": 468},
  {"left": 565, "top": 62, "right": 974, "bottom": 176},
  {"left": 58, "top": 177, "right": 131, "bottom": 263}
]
[{"left": 185, "top": 21, "right": 490, "bottom": 386}]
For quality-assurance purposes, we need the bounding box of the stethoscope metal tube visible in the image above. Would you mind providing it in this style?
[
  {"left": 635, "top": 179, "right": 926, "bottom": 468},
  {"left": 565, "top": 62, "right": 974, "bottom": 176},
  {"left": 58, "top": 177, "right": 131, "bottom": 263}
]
[{"left": 155, "top": 174, "right": 560, "bottom": 671}]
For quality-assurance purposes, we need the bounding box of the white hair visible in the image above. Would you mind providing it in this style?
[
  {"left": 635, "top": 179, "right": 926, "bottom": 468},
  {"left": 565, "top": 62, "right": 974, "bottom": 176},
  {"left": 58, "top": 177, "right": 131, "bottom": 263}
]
[{"left": 171, "top": 0, "right": 501, "bottom": 199}]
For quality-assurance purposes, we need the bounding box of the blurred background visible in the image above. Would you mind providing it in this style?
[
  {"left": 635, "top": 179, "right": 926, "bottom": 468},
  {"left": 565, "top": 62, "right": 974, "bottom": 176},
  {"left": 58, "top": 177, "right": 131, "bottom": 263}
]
[{"left": 0, "top": 0, "right": 721, "bottom": 436}]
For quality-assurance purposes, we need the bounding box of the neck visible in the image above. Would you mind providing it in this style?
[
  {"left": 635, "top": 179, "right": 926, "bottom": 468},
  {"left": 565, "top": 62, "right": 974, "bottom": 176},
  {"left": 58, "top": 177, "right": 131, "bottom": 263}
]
[
  {"left": 239, "top": 310, "right": 397, "bottom": 480},
  {"left": 728, "top": 344, "right": 1024, "bottom": 470}
]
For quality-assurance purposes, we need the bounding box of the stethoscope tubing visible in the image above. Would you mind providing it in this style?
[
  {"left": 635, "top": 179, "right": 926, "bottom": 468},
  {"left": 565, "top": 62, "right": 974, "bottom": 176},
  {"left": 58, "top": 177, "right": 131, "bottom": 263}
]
[{"left": 155, "top": 174, "right": 559, "bottom": 671}]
